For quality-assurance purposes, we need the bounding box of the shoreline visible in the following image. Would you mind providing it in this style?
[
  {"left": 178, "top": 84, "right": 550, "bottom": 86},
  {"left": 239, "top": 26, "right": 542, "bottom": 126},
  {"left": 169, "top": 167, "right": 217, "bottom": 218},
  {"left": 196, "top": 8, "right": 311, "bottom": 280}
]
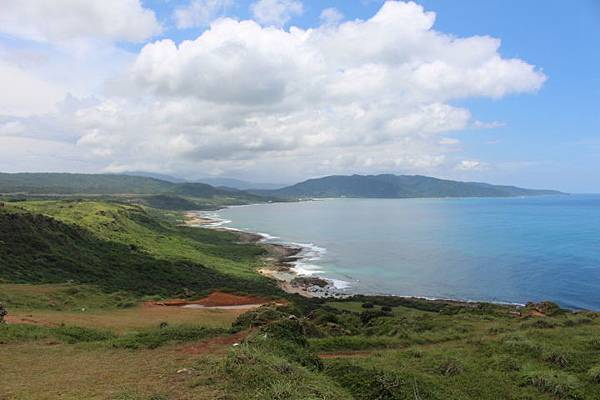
[
  {"left": 183, "top": 211, "right": 346, "bottom": 298},
  {"left": 182, "top": 209, "right": 585, "bottom": 310}
]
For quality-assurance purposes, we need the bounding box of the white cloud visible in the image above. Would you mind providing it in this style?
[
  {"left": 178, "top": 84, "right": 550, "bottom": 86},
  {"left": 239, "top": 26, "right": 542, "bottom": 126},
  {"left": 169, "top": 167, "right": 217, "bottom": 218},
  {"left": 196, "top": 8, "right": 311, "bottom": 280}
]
[
  {"left": 0, "top": 0, "right": 161, "bottom": 44},
  {"left": 0, "top": 61, "right": 66, "bottom": 116},
  {"left": 1, "top": 1, "right": 547, "bottom": 181},
  {"left": 174, "top": 0, "right": 234, "bottom": 29},
  {"left": 250, "top": 0, "right": 303, "bottom": 27},
  {"left": 320, "top": 8, "right": 344, "bottom": 26},
  {"left": 456, "top": 160, "right": 489, "bottom": 171}
]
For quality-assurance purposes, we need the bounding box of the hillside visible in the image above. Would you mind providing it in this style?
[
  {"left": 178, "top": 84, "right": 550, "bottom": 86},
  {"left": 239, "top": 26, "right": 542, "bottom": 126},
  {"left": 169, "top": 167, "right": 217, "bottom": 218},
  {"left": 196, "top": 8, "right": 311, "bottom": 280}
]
[
  {"left": 0, "top": 200, "right": 279, "bottom": 297},
  {"left": 0, "top": 173, "right": 270, "bottom": 210},
  {"left": 258, "top": 174, "right": 563, "bottom": 199}
]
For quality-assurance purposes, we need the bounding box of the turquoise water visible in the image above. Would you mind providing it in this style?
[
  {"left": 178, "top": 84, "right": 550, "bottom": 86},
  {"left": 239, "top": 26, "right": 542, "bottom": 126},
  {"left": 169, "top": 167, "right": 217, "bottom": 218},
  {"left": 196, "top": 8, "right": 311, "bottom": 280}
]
[{"left": 212, "top": 196, "right": 600, "bottom": 310}]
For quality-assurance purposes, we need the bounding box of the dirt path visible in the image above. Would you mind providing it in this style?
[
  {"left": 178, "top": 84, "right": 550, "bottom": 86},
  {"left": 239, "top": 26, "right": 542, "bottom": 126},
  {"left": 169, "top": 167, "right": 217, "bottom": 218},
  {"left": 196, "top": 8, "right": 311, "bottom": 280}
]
[{"left": 180, "top": 330, "right": 250, "bottom": 355}]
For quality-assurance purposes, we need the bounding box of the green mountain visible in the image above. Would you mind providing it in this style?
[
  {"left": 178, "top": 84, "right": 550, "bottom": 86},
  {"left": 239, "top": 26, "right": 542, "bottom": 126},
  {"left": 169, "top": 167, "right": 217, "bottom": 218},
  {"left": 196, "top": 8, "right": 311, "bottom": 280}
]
[
  {"left": 0, "top": 172, "right": 266, "bottom": 202},
  {"left": 258, "top": 174, "right": 563, "bottom": 199}
]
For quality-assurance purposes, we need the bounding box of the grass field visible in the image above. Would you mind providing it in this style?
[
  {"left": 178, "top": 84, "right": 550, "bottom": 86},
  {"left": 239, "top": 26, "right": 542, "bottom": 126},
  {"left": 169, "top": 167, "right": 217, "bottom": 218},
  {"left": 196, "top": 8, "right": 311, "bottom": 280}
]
[{"left": 1, "top": 200, "right": 600, "bottom": 399}]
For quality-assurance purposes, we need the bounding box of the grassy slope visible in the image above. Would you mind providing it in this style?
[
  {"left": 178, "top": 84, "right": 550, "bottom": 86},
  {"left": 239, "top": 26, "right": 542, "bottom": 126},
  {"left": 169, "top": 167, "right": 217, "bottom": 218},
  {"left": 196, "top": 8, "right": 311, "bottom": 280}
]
[
  {"left": 1, "top": 200, "right": 599, "bottom": 400},
  {"left": 0, "top": 200, "right": 281, "bottom": 296}
]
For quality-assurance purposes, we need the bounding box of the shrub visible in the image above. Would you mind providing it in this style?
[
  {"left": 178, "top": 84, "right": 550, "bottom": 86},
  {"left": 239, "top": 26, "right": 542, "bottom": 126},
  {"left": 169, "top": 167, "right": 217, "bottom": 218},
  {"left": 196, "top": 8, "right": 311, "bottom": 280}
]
[
  {"left": 54, "top": 326, "right": 115, "bottom": 344},
  {"left": 545, "top": 351, "right": 570, "bottom": 369},
  {"left": 325, "top": 361, "right": 436, "bottom": 400},
  {"left": 361, "top": 303, "right": 374, "bottom": 309},
  {"left": 520, "top": 370, "right": 582, "bottom": 399},
  {"left": 232, "top": 305, "right": 290, "bottom": 332},
  {"left": 588, "top": 366, "right": 600, "bottom": 384},
  {"left": 437, "top": 358, "right": 464, "bottom": 376}
]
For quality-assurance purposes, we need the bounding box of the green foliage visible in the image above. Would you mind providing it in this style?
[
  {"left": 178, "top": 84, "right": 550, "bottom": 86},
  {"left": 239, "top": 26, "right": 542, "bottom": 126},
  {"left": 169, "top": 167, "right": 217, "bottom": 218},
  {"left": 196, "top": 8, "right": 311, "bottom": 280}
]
[
  {"left": 0, "top": 323, "right": 114, "bottom": 344},
  {"left": 520, "top": 369, "right": 582, "bottom": 399},
  {"left": 264, "top": 173, "right": 561, "bottom": 199},
  {"left": 588, "top": 365, "right": 600, "bottom": 383},
  {"left": 231, "top": 305, "right": 292, "bottom": 332},
  {"left": 325, "top": 361, "right": 438, "bottom": 400},
  {"left": 0, "top": 201, "right": 282, "bottom": 297},
  {"left": 222, "top": 343, "right": 347, "bottom": 399}
]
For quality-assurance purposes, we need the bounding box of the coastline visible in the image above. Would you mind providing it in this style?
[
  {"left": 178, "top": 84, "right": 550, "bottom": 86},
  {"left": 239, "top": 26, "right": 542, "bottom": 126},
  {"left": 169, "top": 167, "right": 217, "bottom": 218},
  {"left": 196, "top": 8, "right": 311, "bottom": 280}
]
[
  {"left": 183, "top": 211, "right": 342, "bottom": 298},
  {"left": 182, "top": 208, "right": 587, "bottom": 310}
]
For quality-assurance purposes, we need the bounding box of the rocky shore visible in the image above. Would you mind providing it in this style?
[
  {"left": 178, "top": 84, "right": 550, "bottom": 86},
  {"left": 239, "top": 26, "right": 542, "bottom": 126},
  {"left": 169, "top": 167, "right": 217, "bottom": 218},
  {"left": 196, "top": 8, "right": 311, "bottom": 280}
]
[{"left": 183, "top": 211, "right": 346, "bottom": 298}]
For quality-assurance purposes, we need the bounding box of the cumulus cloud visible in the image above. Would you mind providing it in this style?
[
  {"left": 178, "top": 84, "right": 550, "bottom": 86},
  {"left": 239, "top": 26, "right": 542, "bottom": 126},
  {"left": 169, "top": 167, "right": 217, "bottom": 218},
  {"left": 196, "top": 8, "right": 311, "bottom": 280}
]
[
  {"left": 0, "top": 0, "right": 161, "bottom": 43},
  {"left": 1, "top": 1, "right": 547, "bottom": 180},
  {"left": 174, "top": 0, "right": 234, "bottom": 29},
  {"left": 0, "top": 61, "right": 66, "bottom": 116},
  {"left": 250, "top": 0, "right": 303, "bottom": 27}
]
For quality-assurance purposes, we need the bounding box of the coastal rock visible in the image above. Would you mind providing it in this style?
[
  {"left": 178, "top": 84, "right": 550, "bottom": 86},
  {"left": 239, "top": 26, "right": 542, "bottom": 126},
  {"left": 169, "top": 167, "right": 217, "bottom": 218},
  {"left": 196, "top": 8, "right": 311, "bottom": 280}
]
[
  {"left": 291, "top": 276, "right": 329, "bottom": 288},
  {"left": 525, "top": 301, "right": 561, "bottom": 316}
]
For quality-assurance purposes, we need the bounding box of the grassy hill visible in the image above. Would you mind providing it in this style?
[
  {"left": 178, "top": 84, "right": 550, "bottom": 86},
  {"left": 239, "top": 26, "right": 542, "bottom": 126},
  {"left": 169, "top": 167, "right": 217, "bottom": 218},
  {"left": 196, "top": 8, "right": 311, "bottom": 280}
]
[
  {"left": 0, "top": 172, "right": 271, "bottom": 211},
  {"left": 0, "top": 200, "right": 280, "bottom": 297},
  {"left": 257, "top": 174, "right": 563, "bottom": 199}
]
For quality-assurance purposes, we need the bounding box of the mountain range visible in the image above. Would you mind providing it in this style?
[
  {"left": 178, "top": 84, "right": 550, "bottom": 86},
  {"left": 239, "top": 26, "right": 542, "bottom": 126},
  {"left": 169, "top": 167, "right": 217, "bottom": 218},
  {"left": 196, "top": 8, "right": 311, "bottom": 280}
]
[
  {"left": 253, "top": 174, "right": 563, "bottom": 199},
  {"left": 0, "top": 172, "right": 562, "bottom": 201}
]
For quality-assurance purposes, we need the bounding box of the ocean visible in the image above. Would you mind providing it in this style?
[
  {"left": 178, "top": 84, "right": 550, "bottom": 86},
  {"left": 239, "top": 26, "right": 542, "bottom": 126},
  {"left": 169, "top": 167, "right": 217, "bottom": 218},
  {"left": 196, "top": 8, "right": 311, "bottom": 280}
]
[{"left": 208, "top": 195, "right": 600, "bottom": 310}]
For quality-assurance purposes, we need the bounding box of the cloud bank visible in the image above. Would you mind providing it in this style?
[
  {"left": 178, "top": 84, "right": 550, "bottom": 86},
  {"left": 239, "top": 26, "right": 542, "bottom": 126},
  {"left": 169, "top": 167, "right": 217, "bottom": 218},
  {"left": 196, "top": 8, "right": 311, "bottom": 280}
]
[{"left": 0, "top": 1, "right": 546, "bottom": 181}]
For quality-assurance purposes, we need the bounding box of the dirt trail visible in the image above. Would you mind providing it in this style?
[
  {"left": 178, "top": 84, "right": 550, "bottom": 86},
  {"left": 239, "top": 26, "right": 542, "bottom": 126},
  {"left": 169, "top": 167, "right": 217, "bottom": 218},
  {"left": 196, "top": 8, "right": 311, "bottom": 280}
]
[
  {"left": 148, "top": 291, "right": 273, "bottom": 309},
  {"left": 180, "top": 330, "right": 250, "bottom": 355}
]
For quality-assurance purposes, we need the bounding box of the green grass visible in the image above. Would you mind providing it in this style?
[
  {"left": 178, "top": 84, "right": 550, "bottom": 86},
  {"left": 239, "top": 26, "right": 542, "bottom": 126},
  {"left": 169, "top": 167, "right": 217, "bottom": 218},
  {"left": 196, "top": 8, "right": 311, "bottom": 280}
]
[{"left": 0, "top": 200, "right": 283, "bottom": 297}]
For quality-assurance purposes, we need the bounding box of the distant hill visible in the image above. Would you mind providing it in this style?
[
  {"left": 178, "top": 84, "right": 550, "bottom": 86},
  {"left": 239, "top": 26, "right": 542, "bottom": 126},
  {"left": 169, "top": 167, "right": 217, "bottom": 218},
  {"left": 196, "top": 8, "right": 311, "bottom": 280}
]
[
  {"left": 0, "top": 173, "right": 266, "bottom": 203},
  {"left": 255, "top": 174, "right": 563, "bottom": 199},
  {"left": 196, "top": 177, "right": 286, "bottom": 190},
  {"left": 119, "top": 171, "right": 187, "bottom": 183}
]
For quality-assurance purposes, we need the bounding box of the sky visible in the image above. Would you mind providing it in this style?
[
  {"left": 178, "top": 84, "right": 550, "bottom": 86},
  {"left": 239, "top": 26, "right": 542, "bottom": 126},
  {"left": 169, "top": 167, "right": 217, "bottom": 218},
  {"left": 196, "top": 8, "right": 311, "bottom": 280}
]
[{"left": 0, "top": 1, "right": 598, "bottom": 192}]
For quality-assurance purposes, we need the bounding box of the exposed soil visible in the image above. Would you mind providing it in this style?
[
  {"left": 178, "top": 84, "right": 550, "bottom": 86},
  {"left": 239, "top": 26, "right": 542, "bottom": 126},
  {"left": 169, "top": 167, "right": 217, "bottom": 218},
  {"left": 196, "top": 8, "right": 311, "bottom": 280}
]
[
  {"left": 4, "top": 315, "right": 57, "bottom": 326},
  {"left": 180, "top": 330, "right": 250, "bottom": 355},
  {"left": 149, "top": 291, "right": 272, "bottom": 308}
]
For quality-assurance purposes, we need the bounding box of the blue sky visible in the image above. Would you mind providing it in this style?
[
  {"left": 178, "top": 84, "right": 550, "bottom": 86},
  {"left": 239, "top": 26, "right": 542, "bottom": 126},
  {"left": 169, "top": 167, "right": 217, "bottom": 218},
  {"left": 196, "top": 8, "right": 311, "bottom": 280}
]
[{"left": 0, "top": 1, "right": 598, "bottom": 192}]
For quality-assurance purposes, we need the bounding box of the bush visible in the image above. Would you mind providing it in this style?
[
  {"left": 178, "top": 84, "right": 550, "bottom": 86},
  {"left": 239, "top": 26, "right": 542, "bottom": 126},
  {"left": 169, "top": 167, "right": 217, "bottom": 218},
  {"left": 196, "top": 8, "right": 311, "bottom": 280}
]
[
  {"left": 232, "top": 305, "right": 291, "bottom": 332},
  {"left": 54, "top": 325, "right": 115, "bottom": 344},
  {"left": 361, "top": 303, "right": 374, "bottom": 309},
  {"left": 521, "top": 370, "right": 582, "bottom": 399},
  {"left": 588, "top": 366, "right": 600, "bottom": 384},
  {"left": 545, "top": 351, "right": 570, "bottom": 369},
  {"left": 437, "top": 358, "right": 464, "bottom": 376},
  {"left": 325, "top": 361, "right": 436, "bottom": 400}
]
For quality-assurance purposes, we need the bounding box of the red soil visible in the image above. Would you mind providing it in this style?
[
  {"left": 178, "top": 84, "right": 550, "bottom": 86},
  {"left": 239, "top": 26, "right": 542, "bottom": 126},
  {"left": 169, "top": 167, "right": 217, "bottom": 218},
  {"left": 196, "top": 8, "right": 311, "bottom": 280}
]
[
  {"left": 180, "top": 330, "right": 250, "bottom": 355},
  {"left": 150, "top": 291, "right": 271, "bottom": 308}
]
